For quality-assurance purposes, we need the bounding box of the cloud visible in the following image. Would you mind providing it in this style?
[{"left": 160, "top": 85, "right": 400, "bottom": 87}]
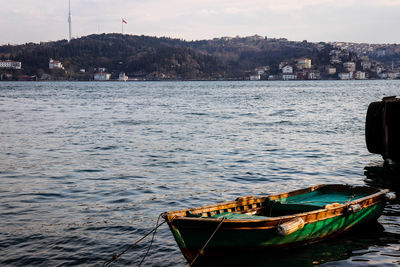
[
  {"left": 371, "top": 0, "right": 400, "bottom": 6},
  {"left": 0, "top": 0, "right": 399, "bottom": 44}
]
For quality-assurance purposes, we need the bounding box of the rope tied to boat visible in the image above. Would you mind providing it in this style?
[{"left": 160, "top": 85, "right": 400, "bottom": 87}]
[
  {"left": 189, "top": 217, "right": 226, "bottom": 267},
  {"left": 103, "top": 213, "right": 168, "bottom": 267}
]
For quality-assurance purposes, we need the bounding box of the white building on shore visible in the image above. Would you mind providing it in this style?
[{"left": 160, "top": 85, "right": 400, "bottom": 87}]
[
  {"left": 94, "top": 72, "right": 111, "bottom": 81},
  {"left": 0, "top": 60, "right": 22, "bottom": 69},
  {"left": 282, "top": 74, "right": 296, "bottom": 80},
  {"left": 281, "top": 65, "right": 296, "bottom": 80},
  {"left": 354, "top": 71, "right": 366, "bottom": 80},
  {"left": 338, "top": 72, "right": 351, "bottom": 80},
  {"left": 118, "top": 72, "right": 128, "bottom": 81},
  {"left": 249, "top": 74, "right": 261, "bottom": 80}
]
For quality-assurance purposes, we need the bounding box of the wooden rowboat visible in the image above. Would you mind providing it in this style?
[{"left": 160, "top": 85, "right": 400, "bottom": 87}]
[{"left": 162, "top": 184, "right": 395, "bottom": 263}]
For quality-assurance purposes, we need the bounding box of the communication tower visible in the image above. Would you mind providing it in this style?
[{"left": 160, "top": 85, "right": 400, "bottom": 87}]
[{"left": 68, "top": 0, "right": 72, "bottom": 42}]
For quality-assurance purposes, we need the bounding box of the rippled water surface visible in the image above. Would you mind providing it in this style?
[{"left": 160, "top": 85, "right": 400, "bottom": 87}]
[{"left": 1, "top": 80, "right": 399, "bottom": 266}]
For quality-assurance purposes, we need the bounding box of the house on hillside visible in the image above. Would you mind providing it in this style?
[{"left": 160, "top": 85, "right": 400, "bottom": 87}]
[
  {"left": 330, "top": 57, "right": 342, "bottom": 64},
  {"left": 343, "top": 62, "right": 356, "bottom": 72},
  {"left": 279, "top": 62, "right": 289, "bottom": 70},
  {"left": 326, "top": 66, "right": 336, "bottom": 75},
  {"left": 296, "top": 57, "right": 312, "bottom": 69},
  {"left": 49, "top": 59, "right": 64, "bottom": 69},
  {"left": 361, "top": 61, "right": 371, "bottom": 70}
]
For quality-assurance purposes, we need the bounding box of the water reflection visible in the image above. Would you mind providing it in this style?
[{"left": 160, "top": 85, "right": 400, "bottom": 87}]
[
  {"left": 2, "top": 81, "right": 400, "bottom": 266},
  {"left": 364, "top": 162, "right": 400, "bottom": 193},
  {"left": 193, "top": 223, "right": 388, "bottom": 267},
  {"left": 190, "top": 167, "right": 400, "bottom": 267},
  {"left": 362, "top": 162, "right": 400, "bottom": 267}
]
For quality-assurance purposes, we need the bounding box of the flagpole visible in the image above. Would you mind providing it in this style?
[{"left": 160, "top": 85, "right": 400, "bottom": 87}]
[{"left": 121, "top": 18, "right": 127, "bottom": 34}]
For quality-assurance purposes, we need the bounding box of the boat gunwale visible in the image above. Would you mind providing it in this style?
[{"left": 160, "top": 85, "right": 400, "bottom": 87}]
[{"left": 163, "top": 184, "right": 388, "bottom": 227}]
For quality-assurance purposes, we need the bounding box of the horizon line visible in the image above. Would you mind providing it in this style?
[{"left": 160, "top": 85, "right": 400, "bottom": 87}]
[{"left": 1, "top": 33, "right": 399, "bottom": 46}]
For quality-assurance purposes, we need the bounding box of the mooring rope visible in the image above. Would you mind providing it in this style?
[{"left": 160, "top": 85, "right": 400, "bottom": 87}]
[
  {"left": 137, "top": 214, "right": 162, "bottom": 266},
  {"left": 189, "top": 217, "right": 226, "bottom": 267},
  {"left": 103, "top": 213, "right": 167, "bottom": 267}
]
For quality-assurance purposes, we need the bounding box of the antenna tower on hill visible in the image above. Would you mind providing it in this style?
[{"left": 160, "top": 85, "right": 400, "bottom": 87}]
[{"left": 68, "top": 0, "right": 72, "bottom": 42}]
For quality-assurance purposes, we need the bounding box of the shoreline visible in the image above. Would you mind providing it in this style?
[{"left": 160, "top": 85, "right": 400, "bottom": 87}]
[{"left": 1, "top": 78, "right": 398, "bottom": 82}]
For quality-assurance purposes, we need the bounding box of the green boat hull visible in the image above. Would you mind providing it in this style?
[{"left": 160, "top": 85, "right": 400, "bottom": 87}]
[
  {"left": 172, "top": 202, "right": 384, "bottom": 260},
  {"left": 163, "top": 184, "right": 391, "bottom": 262}
]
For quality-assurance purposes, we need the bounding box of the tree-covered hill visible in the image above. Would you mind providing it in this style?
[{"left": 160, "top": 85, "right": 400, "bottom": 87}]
[{"left": 0, "top": 34, "right": 333, "bottom": 80}]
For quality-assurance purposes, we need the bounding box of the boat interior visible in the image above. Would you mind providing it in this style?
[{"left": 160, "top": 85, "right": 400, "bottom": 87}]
[{"left": 183, "top": 185, "right": 374, "bottom": 220}]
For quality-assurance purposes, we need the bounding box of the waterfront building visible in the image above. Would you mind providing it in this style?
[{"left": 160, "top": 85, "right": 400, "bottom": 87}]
[
  {"left": 0, "top": 60, "right": 22, "bottom": 69},
  {"left": 354, "top": 71, "right": 366, "bottom": 80},
  {"left": 378, "top": 72, "right": 388, "bottom": 79},
  {"left": 307, "top": 71, "right": 319, "bottom": 80},
  {"left": 118, "top": 72, "right": 128, "bottom": 81},
  {"left": 0, "top": 73, "right": 13, "bottom": 80},
  {"left": 96, "top": 67, "right": 107, "bottom": 72},
  {"left": 282, "top": 65, "right": 293, "bottom": 74},
  {"left": 338, "top": 73, "right": 351, "bottom": 80},
  {"left": 94, "top": 72, "right": 111, "bottom": 81},
  {"left": 375, "top": 65, "right": 384, "bottom": 74},
  {"left": 249, "top": 74, "right": 261, "bottom": 81},
  {"left": 297, "top": 71, "right": 305, "bottom": 80},
  {"left": 17, "top": 75, "right": 36, "bottom": 81},
  {"left": 282, "top": 74, "right": 296, "bottom": 80},
  {"left": 254, "top": 66, "right": 269, "bottom": 75},
  {"left": 387, "top": 71, "right": 399, "bottom": 79}
]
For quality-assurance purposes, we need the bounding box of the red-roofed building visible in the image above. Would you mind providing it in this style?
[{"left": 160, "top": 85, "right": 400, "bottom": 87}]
[{"left": 49, "top": 59, "right": 64, "bottom": 69}]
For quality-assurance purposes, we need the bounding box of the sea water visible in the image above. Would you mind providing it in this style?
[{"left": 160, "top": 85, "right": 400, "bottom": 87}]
[{"left": 0, "top": 80, "right": 399, "bottom": 266}]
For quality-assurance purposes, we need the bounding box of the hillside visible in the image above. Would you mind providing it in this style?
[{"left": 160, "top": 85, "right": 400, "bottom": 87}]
[{"left": 0, "top": 34, "right": 334, "bottom": 80}]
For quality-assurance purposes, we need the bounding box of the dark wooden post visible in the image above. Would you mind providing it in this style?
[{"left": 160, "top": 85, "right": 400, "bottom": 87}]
[{"left": 366, "top": 96, "right": 400, "bottom": 162}]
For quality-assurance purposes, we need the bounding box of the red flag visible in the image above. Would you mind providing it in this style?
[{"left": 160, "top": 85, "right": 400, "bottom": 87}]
[{"left": 122, "top": 18, "right": 127, "bottom": 24}]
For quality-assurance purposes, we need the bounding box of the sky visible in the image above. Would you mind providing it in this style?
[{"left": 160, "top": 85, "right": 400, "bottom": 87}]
[{"left": 1, "top": 0, "right": 400, "bottom": 45}]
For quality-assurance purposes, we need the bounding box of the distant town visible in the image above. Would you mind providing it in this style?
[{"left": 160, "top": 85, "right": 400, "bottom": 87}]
[{"left": 1, "top": 34, "right": 399, "bottom": 81}]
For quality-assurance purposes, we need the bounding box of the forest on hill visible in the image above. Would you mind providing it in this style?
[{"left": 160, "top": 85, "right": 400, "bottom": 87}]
[{"left": 0, "top": 34, "right": 336, "bottom": 80}]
